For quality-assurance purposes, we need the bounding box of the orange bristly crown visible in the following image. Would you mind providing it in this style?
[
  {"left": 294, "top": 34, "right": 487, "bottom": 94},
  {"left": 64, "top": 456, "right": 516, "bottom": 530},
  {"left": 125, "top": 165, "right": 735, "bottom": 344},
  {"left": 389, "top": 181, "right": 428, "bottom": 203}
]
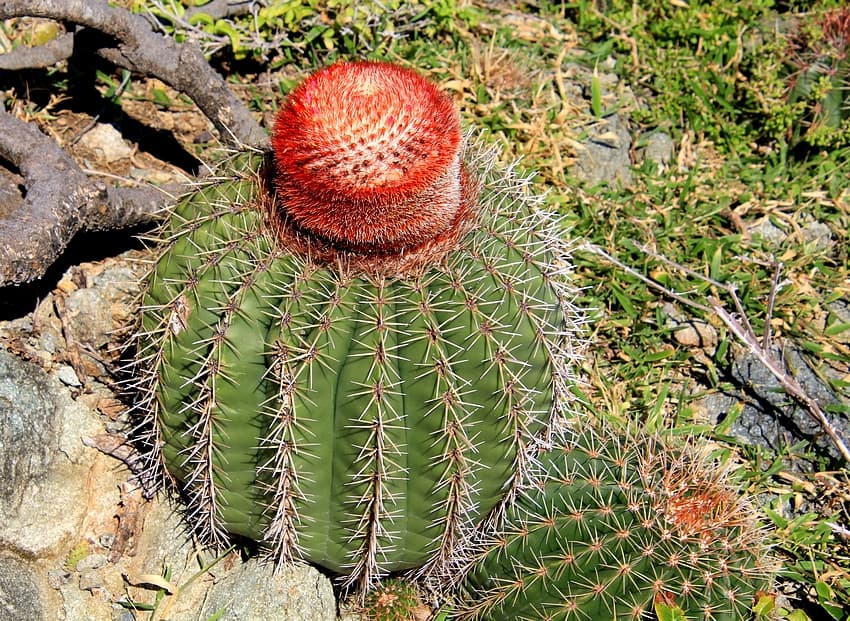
[{"left": 271, "top": 61, "right": 464, "bottom": 254}]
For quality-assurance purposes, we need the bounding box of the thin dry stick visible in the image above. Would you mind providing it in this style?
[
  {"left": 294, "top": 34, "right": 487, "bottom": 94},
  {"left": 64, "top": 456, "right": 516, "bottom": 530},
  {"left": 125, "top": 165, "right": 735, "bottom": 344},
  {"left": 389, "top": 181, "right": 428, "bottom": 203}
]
[
  {"left": 762, "top": 260, "right": 784, "bottom": 350},
  {"left": 581, "top": 241, "right": 850, "bottom": 462},
  {"left": 709, "top": 297, "right": 850, "bottom": 461},
  {"left": 580, "top": 243, "right": 712, "bottom": 314}
]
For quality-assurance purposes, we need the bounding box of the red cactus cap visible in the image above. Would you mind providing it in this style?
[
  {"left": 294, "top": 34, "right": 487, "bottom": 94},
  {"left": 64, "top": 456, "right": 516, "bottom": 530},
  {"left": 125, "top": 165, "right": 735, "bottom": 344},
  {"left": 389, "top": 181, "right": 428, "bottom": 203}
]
[{"left": 271, "top": 61, "right": 465, "bottom": 253}]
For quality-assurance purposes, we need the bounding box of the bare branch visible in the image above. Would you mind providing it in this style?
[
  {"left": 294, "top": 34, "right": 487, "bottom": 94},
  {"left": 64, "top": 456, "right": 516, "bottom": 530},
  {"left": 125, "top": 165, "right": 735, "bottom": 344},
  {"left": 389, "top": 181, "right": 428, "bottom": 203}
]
[
  {"left": 582, "top": 241, "right": 850, "bottom": 461},
  {"left": 579, "top": 242, "right": 713, "bottom": 313},
  {"left": 0, "top": 0, "right": 269, "bottom": 283},
  {"left": 0, "top": 108, "right": 171, "bottom": 285},
  {"left": 0, "top": 0, "right": 266, "bottom": 148},
  {"left": 710, "top": 298, "right": 850, "bottom": 462},
  {"left": 0, "top": 31, "right": 74, "bottom": 70}
]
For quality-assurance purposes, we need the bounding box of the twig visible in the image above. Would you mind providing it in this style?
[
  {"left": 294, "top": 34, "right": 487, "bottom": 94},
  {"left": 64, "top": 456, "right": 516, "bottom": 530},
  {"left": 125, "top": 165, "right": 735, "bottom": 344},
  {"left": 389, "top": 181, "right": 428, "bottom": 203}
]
[
  {"left": 581, "top": 241, "right": 850, "bottom": 462},
  {"left": 0, "top": 0, "right": 266, "bottom": 148},
  {"left": 579, "top": 242, "right": 712, "bottom": 313},
  {"left": 710, "top": 297, "right": 850, "bottom": 461},
  {"left": 0, "top": 108, "right": 172, "bottom": 284}
]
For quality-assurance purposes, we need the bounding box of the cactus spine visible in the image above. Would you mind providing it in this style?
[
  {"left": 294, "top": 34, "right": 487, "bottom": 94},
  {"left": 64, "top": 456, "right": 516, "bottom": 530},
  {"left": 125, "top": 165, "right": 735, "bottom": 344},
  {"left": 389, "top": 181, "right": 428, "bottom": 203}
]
[
  {"left": 455, "top": 425, "right": 774, "bottom": 620},
  {"left": 134, "top": 61, "right": 581, "bottom": 592}
]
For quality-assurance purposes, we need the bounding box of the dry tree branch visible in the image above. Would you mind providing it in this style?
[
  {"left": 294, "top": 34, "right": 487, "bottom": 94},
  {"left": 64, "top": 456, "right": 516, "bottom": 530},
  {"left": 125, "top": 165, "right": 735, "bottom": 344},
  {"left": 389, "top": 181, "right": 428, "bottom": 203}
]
[
  {"left": 0, "top": 1, "right": 260, "bottom": 71},
  {"left": 0, "top": 0, "right": 267, "bottom": 285},
  {"left": 0, "top": 0, "right": 266, "bottom": 147},
  {"left": 0, "top": 31, "right": 74, "bottom": 69},
  {"left": 0, "top": 107, "right": 177, "bottom": 284},
  {"left": 707, "top": 298, "right": 850, "bottom": 461},
  {"left": 582, "top": 242, "right": 850, "bottom": 462}
]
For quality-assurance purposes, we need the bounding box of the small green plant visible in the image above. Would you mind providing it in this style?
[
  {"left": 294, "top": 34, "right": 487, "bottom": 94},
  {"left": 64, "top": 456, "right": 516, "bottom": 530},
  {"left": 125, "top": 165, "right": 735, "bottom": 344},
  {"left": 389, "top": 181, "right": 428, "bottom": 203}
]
[
  {"left": 64, "top": 540, "right": 90, "bottom": 571},
  {"left": 364, "top": 578, "right": 423, "bottom": 621}
]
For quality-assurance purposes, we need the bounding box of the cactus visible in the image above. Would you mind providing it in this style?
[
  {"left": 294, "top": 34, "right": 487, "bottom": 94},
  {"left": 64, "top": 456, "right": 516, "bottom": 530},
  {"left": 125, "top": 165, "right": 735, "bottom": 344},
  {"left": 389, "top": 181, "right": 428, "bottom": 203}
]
[
  {"left": 786, "top": 7, "right": 850, "bottom": 148},
  {"left": 363, "top": 578, "right": 425, "bottom": 621},
  {"left": 133, "top": 61, "right": 581, "bottom": 592},
  {"left": 455, "top": 424, "right": 775, "bottom": 620}
]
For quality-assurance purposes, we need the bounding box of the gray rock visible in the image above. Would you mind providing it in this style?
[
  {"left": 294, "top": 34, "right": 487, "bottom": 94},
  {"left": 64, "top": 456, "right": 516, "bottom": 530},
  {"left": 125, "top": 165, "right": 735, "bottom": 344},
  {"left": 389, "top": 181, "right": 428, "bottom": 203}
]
[
  {"left": 58, "top": 264, "right": 142, "bottom": 366},
  {"left": 641, "top": 132, "right": 675, "bottom": 168},
  {"left": 78, "top": 569, "right": 104, "bottom": 593},
  {"left": 748, "top": 218, "right": 833, "bottom": 252},
  {"left": 57, "top": 365, "right": 83, "bottom": 387},
  {"left": 0, "top": 555, "right": 45, "bottom": 621},
  {"left": 99, "top": 534, "right": 116, "bottom": 550},
  {"left": 47, "top": 569, "right": 73, "bottom": 590},
  {"left": 0, "top": 348, "right": 103, "bottom": 556},
  {"left": 77, "top": 568, "right": 102, "bottom": 592},
  {"left": 748, "top": 219, "right": 787, "bottom": 245},
  {"left": 63, "top": 288, "right": 115, "bottom": 350},
  {"left": 572, "top": 114, "right": 633, "bottom": 187},
  {"left": 0, "top": 350, "right": 63, "bottom": 505},
  {"left": 802, "top": 221, "right": 832, "bottom": 252},
  {"left": 77, "top": 124, "right": 133, "bottom": 164},
  {"left": 197, "top": 562, "right": 336, "bottom": 621},
  {"left": 55, "top": 573, "right": 113, "bottom": 621},
  {"left": 76, "top": 554, "right": 108, "bottom": 572},
  {"left": 706, "top": 343, "right": 850, "bottom": 462}
]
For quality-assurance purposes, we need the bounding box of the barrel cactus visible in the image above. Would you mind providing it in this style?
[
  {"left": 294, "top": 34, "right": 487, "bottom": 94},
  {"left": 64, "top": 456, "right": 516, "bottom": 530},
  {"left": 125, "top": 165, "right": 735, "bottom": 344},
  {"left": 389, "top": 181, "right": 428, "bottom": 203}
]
[
  {"left": 455, "top": 424, "right": 775, "bottom": 620},
  {"left": 133, "top": 61, "right": 582, "bottom": 592}
]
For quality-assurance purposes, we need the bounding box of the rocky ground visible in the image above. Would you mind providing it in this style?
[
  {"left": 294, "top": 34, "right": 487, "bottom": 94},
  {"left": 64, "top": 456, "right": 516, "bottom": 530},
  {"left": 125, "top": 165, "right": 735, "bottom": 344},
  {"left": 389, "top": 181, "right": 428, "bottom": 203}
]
[{"left": 0, "top": 254, "right": 359, "bottom": 620}]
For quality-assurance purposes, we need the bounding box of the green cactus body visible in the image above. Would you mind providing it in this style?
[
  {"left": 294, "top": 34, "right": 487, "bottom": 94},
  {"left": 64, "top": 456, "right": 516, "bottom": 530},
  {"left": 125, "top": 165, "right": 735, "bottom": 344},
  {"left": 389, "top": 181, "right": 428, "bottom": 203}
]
[
  {"left": 363, "top": 578, "right": 424, "bottom": 621},
  {"left": 456, "top": 426, "right": 774, "bottom": 620},
  {"left": 135, "top": 136, "right": 578, "bottom": 590}
]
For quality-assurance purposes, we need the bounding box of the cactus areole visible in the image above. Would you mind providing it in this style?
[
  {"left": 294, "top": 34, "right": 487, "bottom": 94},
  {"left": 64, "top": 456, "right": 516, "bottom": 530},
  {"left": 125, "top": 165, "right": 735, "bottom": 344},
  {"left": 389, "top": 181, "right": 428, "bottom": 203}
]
[{"left": 136, "top": 61, "right": 578, "bottom": 592}]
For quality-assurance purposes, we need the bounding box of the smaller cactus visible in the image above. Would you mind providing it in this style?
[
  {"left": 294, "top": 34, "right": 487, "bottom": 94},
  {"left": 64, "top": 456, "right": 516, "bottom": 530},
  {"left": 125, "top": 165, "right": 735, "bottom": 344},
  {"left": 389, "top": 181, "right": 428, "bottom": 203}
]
[
  {"left": 364, "top": 578, "right": 428, "bottom": 621},
  {"left": 786, "top": 7, "right": 850, "bottom": 148},
  {"left": 455, "top": 424, "right": 775, "bottom": 620}
]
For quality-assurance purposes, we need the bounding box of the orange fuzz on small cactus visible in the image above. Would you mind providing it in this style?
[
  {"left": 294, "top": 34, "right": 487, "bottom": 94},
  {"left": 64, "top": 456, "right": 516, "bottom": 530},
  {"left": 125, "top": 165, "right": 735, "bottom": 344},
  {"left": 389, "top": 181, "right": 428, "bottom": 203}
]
[{"left": 271, "top": 61, "right": 470, "bottom": 255}]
